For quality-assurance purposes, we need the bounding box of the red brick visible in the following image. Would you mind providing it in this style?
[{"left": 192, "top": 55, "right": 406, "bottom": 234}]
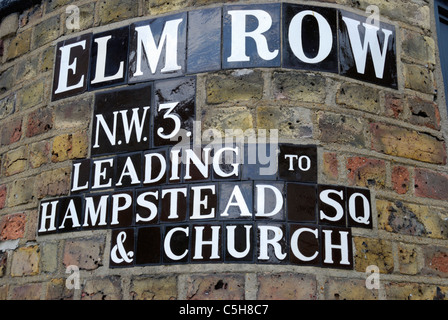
[
  {"left": 323, "top": 152, "right": 338, "bottom": 181},
  {"left": 0, "top": 213, "right": 25, "bottom": 240},
  {"left": 384, "top": 93, "right": 404, "bottom": 119},
  {"left": 408, "top": 96, "right": 441, "bottom": 130},
  {"left": 392, "top": 166, "right": 410, "bottom": 194},
  {"left": 0, "top": 117, "right": 22, "bottom": 146},
  {"left": 63, "top": 237, "right": 104, "bottom": 270},
  {"left": 0, "top": 185, "right": 6, "bottom": 209},
  {"left": 423, "top": 246, "right": 448, "bottom": 277},
  {"left": 415, "top": 168, "right": 448, "bottom": 200},
  {"left": 26, "top": 107, "right": 53, "bottom": 137},
  {"left": 347, "top": 156, "right": 386, "bottom": 188}
]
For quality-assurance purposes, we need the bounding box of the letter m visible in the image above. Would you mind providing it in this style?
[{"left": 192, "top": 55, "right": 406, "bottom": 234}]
[
  {"left": 133, "top": 18, "right": 183, "bottom": 76},
  {"left": 342, "top": 16, "right": 393, "bottom": 79}
]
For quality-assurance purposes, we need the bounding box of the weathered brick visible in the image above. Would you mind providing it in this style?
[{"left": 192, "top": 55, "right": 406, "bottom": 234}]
[
  {"left": 19, "top": 4, "right": 42, "bottom": 28},
  {"left": 422, "top": 246, "right": 448, "bottom": 277},
  {"left": 0, "top": 94, "right": 16, "bottom": 119},
  {"left": 41, "top": 242, "right": 58, "bottom": 273},
  {"left": 398, "top": 243, "right": 419, "bottom": 275},
  {"left": 0, "top": 253, "right": 6, "bottom": 277},
  {"left": 15, "top": 54, "right": 39, "bottom": 85},
  {"left": 202, "top": 106, "right": 254, "bottom": 134},
  {"left": 0, "top": 213, "right": 26, "bottom": 241},
  {"left": 0, "top": 67, "right": 14, "bottom": 93},
  {"left": 82, "top": 276, "right": 122, "bottom": 300},
  {"left": 63, "top": 237, "right": 104, "bottom": 270},
  {"left": 64, "top": 3, "right": 95, "bottom": 33},
  {"left": 336, "top": 83, "right": 380, "bottom": 114},
  {"left": 404, "top": 64, "right": 435, "bottom": 94},
  {"left": 0, "top": 185, "right": 6, "bottom": 209},
  {"left": 385, "top": 282, "right": 447, "bottom": 300},
  {"left": 0, "top": 13, "right": 19, "bottom": 38},
  {"left": 407, "top": 96, "right": 440, "bottom": 130},
  {"left": 353, "top": 0, "right": 430, "bottom": 30},
  {"left": 317, "top": 111, "right": 366, "bottom": 148},
  {"left": 0, "top": 116, "right": 21, "bottom": 146},
  {"left": 45, "top": 0, "right": 72, "bottom": 13},
  {"left": 3, "top": 146, "right": 27, "bottom": 176},
  {"left": 353, "top": 237, "right": 394, "bottom": 274},
  {"left": 207, "top": 70, "right": 264, "bottom": 104},
  {"left": 32, "top": 15, "right": 60, "bottom": 49},
  {"left": 370, "top": 123, "right": 446, "bottom": 164},
  {"left": 29, "top": 140, "right": 50, "bottom": 169},
  {"left": 10, "top": 283, "right": 42, "bottom": 300},
  {"left": 6, "top": 29, "right": 31, "bottom": 60},
  {"left": 185, "top": 274, "right": 245, "bottom": 300},
  {"left": 415, "top": 168, "right": 448, "bottom": 201},
  {"left": 376, "top": 199, "right": 448, "bottom": 239},
  {"left": 145, "top": 0, "right": 189, "bottom": 15},
  {"left": 8, "top": 177, "right": 35, "bottom": 207},
  {"left": 401, "top": 28, "right": 435, "bottom": 65},
  {"left": 97, "top": 0, "right": 138, "bottom": 25},
  {"left": 11, "top": 245, "right": 40, "bottom": 277},
  {"left": 324, "top": 278, "right": 378, "bottom": 300},
  {"left": 391, "top": 165, "right": 410, "bottom": 195},
  {"left": 322, "top": 152, "right": 338, "bottom": 182},
  {"left": 19, "top": 80, "right": 44, "bottom": 110},
  {"left": 256, "top": 106, "right": 312, "bottom": 139},
  {"left": 384, "top": 93, "right": 404, "bottom": 119},
  {"left": 130, "top": 276, "right": 177, "bottom": 300},
  {"left": 41, "top": 45, "right": 54, "bottom": 72},
  {"left": 53, "top": 97, "right": 92, "bottom": 129},
  {"left": 272, "top": 71, "right": 326, "bottom": 103},
  {"left": 346, "top": 157, "right": 386, "bottom": 189},
  {"left": 26, "top": 107, "right": 53, "bottom": 137},
  {"left": 34, "top": 166, "right": 70, "bottom": 199},
  {"left": 45, "top": 278, "right": 74, "bottom": 300},
  {"left": 257, "top": 273, "right": 316, "bottom": 300},
  {"left": 51, "top": 131, "right": 89, "bottom": 162}
]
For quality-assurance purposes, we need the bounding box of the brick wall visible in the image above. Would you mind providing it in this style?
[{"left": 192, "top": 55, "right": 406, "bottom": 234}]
[{"left": 0, "top": 0, "right": 447, "bottom": 300}]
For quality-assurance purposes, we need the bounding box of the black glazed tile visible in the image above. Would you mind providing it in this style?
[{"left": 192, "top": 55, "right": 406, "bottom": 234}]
[
  {"left": 135, "top": 187, "right": 160, "bottom": 225},
  {"left": 128, "top": 12, "right": 187, "bottom": 83},
  {"left": 282, "top": 4, "right": 338, "bottom": 73},
  {"left": 191, "top": 224, "right": 223, "bottom": 262},
  {"left": 109, "top": 190, "right": 134, "bottom": 228},
  {"left": 70, "top": 158, "right": 91, "bottom": 194},
  {"left": 321, "top": 226, "right": 353, "bottom": 269},
  {"left": 224, "top": 223, "right": 254, "bottom": 262},
  {"left": 183, "top": 147, "right": 212, "bottom": 182},
  {"left": 57, "top": 195, "right": 84, "bottom": 233},
  {"left": 163, "top": 224, "right": 189, "bottom": 263},
  {"left": 82, "top": 192, "right": 110, "bottom": 229},
  {"left": 90, "top": 157, "right": 115, "bottom": 190},
  {"left": 317, "top": 185, "right": 347, "bottom": 227},
  {"left": 160, "top": 185, "right": 188, "bottom": 223},
  {"left": 289, "top": 224, "right": 320, "bottom": 266},
  {"left": 254, "top": 181, "right": 284, "bottom": 220},
  {"left": 91, "top": 83, "right": 152, "bottom": 156},
  {"left": 241, "top": 143, "right": 278, "bottom": 180},
  {"left": 346, "top": 187, "right": 372, "bottom": 229},
  {"left": 187, "top": 7, "right": 222, "bottom": 74},
  {"left": 189, "top": 183, "right": 217, "bottom": 221},
  {"left": 142, "top": 148, "right": 168, "bottom": 186},
  {"left": 110, "top": 228, "right": 135, "bottom": 267},
  {"left": 256, "top": 222, "right": 288, "bottom": 264},
  {"left": 286, "top": 182, "right": 317, "bottom": 223},
  {"left": 219, "top": 181, "right": 253, "bottom": 220},
  {"left": 210, "top": 143, "right": 242, "bottom": 181},
  {"left": 135, "top": 226, "right": 161, "bottom": 265},
  {"left": 223, "top": 4, "right": 281, "bottom": 69},
  {"left": 338, "top": 10, "right": 397, "bottom": 88},
  {"left": 278, "top": 144, "right": 317, "bottom": 183},
  {"left": 37, "top": 199, "right": 59, "bottom": 235},
  {"left": 153, "top": 76, "right": 196, "bottom": 147},
  {"left": 52, "top": 33, "right": 92, "bottom": 101},
  {"left": 115, "top": 152, "right": 143, "bottom": 188},
  {"left": 89, "top": 26, "right": 129, "bottom": 91}
]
